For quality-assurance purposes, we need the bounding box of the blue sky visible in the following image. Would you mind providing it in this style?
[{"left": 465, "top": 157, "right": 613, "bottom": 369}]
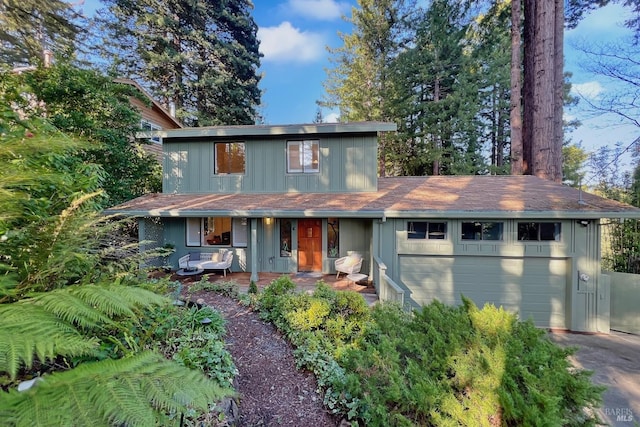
[
  {"left": 253, "top": 0, "right": 352, "bottom": 124},
  {"left": 564, "top": 3, "right": 638, "bottom": 177},
  {"left": 74, "top": 0, "right": 638, "bottom": 173}
]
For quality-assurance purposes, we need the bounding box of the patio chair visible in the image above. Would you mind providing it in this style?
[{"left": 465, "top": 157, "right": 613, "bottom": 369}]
[{"left": 335, "top": 252, "right": 363, "bottom": 279}]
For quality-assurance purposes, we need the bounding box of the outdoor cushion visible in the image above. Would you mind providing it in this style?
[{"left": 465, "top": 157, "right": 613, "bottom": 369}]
[{"left": 343, "top": 256, "right": 358, "bottom": 267}]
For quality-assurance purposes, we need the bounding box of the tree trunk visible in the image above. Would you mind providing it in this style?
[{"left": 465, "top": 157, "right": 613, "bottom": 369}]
[
  {"left": 433, "top": 77, "right": 440, "bottom": 176},
  {"left": 553, "top": 0, "right": 564, "bottom": 181},
  {"left": 522, "top": 0, "right": 563, "bottom": 182},
  {"left": 510, "top": 0, "right": 524, "bottom": 175}
]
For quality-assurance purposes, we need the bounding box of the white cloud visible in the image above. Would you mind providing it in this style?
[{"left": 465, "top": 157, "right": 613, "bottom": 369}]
[
  {"left": 258, "top": 22, "right": 326, "bottom": 63},
  {"left": 324, "top": 111, "right": 340, "bottom": 123},
  {"left": 571, "top": 81, "right": 604, "bottom": 99},
  {"left": 286, "top": 0, "right": 350, "bottom": 21}
]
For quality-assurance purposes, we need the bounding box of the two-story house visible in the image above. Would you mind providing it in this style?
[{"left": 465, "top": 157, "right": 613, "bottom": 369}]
[{"left": 106, "top": 122, "right": 640, "bottom": 333}]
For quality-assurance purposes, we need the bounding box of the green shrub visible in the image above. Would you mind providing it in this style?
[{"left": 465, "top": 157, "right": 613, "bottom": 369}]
[
  {"left": 286, "top": 297, "right": 331, "bottom": 331},
  {"left": 333, "top": 297, "right": 603, "bottom": 426},
  {"left": 189, "top": 277, "right": 239, "bottom": 298},
  {"left": 248, "top": 280, "right": 258, "bottom": 294},
  {"left": 256, "top": 279, "right": 602, "bottom": 426},
  {"left": 257, "top": 275, "right": 297, "bottom": 324}
]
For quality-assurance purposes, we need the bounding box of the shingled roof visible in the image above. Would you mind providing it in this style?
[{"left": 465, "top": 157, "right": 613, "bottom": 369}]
[{"left": 105, "top": 175, "right": 640, "bottom": 219}]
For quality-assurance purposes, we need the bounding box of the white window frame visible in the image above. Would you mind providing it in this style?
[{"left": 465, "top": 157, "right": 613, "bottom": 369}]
[
  {"left": 287, "top": 140, "right": 319, "bottom": 173},
  {"left": 186, "top": 218, "right": 201, "bottom": 246},
  {"left": 517, "top": 222, "right": 562, "bottom": 242},
  {"left": 232, "top": 217, "right": 248, "bottom": 247},
  {"left": 461, "top": 221, "right": 504, "bottom": 241},
  {"left": 140, "top": 120, "right": 162, "bottom": 143}
]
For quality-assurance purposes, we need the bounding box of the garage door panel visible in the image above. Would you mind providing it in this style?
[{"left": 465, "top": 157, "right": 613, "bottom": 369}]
[{"left": 400, "top": 256, "right": 567, "bottom": 329}]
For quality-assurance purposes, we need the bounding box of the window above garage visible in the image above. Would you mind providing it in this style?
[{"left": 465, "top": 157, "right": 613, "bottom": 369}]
[
  {"left": 517, "top": 222, "right": 561, "bottom": 241},
  {"left": 461, "top": 221, "right": 503, "bottom": 240},
  {"left": 407, "top": 221, "right": 447, "bottom": 240}
]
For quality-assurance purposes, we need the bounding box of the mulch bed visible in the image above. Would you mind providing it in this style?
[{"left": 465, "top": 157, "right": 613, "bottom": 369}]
[{"left": 190, "top": 290, "right": 342, "bottom": 427}]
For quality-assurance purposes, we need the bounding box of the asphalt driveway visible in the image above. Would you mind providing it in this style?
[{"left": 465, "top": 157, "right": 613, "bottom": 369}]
[{"left": 549, "top": 331, "right": 640, "bottom": 426}]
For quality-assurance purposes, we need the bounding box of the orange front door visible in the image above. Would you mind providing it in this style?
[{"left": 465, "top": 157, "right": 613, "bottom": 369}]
[{"left": 297, "top": 219, "right": 322, "bottom": 272}]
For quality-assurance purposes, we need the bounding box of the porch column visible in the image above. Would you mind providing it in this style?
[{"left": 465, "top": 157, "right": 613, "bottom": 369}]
[{"left": 250, "top": 218, "right": 259, "bottom": 282}]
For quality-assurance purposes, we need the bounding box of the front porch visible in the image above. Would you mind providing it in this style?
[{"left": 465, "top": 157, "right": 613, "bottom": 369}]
[{"left": 167, "top": 270, "right": 379, "bottom": 305}]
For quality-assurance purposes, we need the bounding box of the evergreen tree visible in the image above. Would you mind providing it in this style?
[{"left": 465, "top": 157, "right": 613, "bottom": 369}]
[
  {"left": 469, "top": 0, "right": 513, "bottom": 175},
  {"left": 0, "top": 0, "right": 85, "bottom": 68},
  {"left": 521, "top": 0, "right": 564, "bottom": 181},
  {"left": 98, "top": 0, "right": 262, "bottom": 126},
  {"left": 321, "top": 0, "right": 413, "bottom": 176},
  {"left": 388, "top": 0, "right": 484, "bottom": 176}
]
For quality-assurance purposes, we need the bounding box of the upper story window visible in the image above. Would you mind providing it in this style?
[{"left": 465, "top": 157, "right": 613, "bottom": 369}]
[
  {"left": 517, "top": 222, "right": 561, "bottom": 241},
  {"left": 141, "top": 120, "right": 161, "bottom": 143},
  {"left": 215, "top": 142, "right": 245, "bottom": 174},
  {"left": 461, "top": 222, "right": 503, "bottom": 241},
  {"left": 287, "top": 140, "right": 319, "bottom": 173},
  {"left": 408, "top": 221, "right": 447, "bottom": 240}
]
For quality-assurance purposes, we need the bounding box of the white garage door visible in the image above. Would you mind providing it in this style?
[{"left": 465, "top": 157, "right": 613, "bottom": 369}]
[{"left": 399, "top": 256, "right": 568, "bottom": 329}]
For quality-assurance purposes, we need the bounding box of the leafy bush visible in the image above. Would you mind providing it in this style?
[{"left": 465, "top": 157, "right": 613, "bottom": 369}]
[
  {"left": 189, "top": 276, "right": 240, "bottom": 298},
  {"left": 257, "top": 279, "right": 372, "bottom": 414},
  {"left": 334, "top": 298, "right": 603, "bottom": 426},
  {"left": 257, "top": 278, "right": 603, "bottom": 426}
]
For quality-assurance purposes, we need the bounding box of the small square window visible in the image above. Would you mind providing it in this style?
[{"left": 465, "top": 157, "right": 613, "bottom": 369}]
[
  {"left": 215, "top": 142, "right": 245, "bottom": 174},
  {"left": 287, "top": 140, "right": 319, "bottom": 173},
  {"left": 408, "top": 221, "right": 447, "bottom": 240}
]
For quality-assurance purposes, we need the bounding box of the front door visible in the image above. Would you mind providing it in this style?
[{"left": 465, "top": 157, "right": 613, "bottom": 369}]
[{"left": 297, "top": 219, "right": 322, "bottom": 272}]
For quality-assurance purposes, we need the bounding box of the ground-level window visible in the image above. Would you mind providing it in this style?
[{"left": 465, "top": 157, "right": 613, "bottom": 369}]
[
  {"left": 215, "top": 142, "right": 245, "bottom": 174},
  {"left": 461, "top": 222, "right": 504, "bottom": 240},
  {"left": 407, "top": 221, "right": 447, "bottom": 240},
  {"left": 287, "top": 140, "right": 319, "bottom": 173},
  {"left": 327, "top": 218, "right": 339, "bottom": 257},
  {"left": 186, "top": 217, "right": 247, "bottom": 247},
  {"left": 518, "top": 222, "right": 561, "bottom": 241},
  {"left": 280, "top": 219, "right": 292, "bottom": 257}
]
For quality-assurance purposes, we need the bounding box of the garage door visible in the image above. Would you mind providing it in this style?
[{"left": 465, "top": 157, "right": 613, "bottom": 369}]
[{"left": 399, "top": 256, "right": 568, "bottom": 329}]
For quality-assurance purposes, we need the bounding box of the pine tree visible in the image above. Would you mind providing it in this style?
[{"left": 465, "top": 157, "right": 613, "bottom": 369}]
[
  {"left": 322, "top": 0, "right": 413, "bottom": 176},
  {"left": 388, "top": 0, "right": 484, "bottom": 176},
  {"left": 98, "top": 0, "right": 261, "bottom": 126},
  {"left": 0, "top": 0, "right": 84, "bottom": 67}
]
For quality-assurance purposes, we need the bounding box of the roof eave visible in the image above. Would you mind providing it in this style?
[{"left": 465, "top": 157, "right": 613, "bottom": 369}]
[
  {"left": 137, "top": 122, "right": 397, "bottom": 140},
  {"left": 103, "top": 208, "right": 640, "bottom": 220},
  {"left": 381, "top": 210, "right": 640, "bottom": 219}
]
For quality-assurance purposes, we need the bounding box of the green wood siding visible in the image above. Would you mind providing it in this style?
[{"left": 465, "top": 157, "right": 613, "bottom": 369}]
[
  {"left": 399, "top": 256, "right": 568, "bottom": 329},
  {"left": 376, "top": 218, "right": 604, "bottom": 332},
  {"left": 163, "top": 135, "right": 378, "bottom": 193}
]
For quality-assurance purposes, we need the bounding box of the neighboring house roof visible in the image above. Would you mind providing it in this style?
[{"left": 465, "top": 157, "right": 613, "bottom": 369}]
[
  {"left": 114, "top": 78, "right": 183, "bottom": 129},
  {"left": 105, "top": 175, "right": 640, "bottom": 219}
]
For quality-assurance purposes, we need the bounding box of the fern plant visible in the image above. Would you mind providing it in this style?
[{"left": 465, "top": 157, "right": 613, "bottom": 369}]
[
  {"left": 0, "top": 79, "right": 235, "bottom": 426},
  {"left": 0, "top": 351, "right": 229, "bottom": 427},
  {"left": 0, "top": 283, "right": 168, "bottom": 379}
]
